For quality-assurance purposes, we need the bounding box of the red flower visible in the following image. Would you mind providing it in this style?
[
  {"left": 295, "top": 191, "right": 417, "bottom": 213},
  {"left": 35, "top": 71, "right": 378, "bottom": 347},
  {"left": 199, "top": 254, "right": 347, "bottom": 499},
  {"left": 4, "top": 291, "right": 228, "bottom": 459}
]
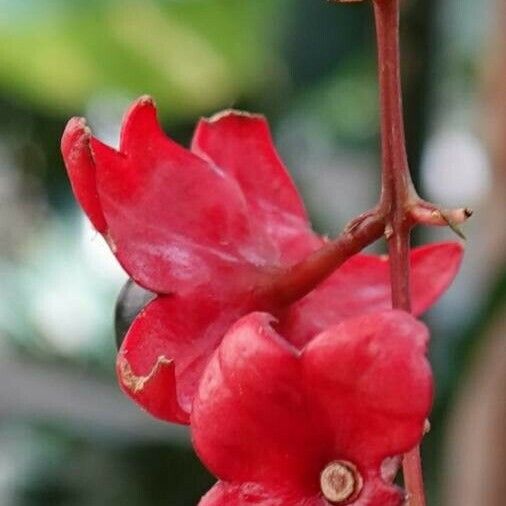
[
  {"left": 61, "top": 96, "right": 462, "bottom": 424},
  {"left": 192, "top": 310, "right": 432, "bottom": 506}
]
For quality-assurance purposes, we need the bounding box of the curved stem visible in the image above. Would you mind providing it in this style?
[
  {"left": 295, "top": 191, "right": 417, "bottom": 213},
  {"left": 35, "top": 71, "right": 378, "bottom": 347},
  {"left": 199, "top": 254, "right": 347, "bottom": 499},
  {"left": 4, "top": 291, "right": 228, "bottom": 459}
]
[
  {"left": 373, "top": 0, "right": 426, "bottom": 504},
  {"left": 257, "top": 208, "right": 385, "bottom": 308}
]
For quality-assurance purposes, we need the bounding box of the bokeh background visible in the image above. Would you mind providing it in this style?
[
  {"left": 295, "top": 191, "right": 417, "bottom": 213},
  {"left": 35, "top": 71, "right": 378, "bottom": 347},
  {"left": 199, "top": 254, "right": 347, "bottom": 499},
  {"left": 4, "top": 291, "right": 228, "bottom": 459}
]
[{"left": 0, "top": 0, "right": 504, "bottom": 505}]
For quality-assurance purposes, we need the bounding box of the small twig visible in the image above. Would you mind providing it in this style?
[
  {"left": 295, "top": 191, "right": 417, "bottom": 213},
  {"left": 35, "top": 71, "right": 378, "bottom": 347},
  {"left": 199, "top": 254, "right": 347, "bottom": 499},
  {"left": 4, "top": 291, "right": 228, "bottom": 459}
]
[{"left": 257, "top": 208, "right": 386, "bottom": 307}]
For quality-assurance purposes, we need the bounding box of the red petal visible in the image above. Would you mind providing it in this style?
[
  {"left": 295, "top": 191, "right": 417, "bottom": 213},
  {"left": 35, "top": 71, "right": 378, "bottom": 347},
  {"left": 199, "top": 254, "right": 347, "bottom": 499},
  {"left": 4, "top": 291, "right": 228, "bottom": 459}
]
[
  {"left": 191, "top": 313, "right": 325, "bottom": 492},
  {"left": 117, "top": 293, "right": 245, "bottom": 424},
  {"left": 61, "top": 118, "right": 107, "bottom": 233},
  {"left": 91, "top": 97, "right": 277, "bottom": 295},
  {"left": 302, "top": 310, "right": 433, "bottom": 466},
  {"left": 192, "top": 111, "right": 322, "bottom": 263},
  {"left": 410, "top": 241, "right": 463, "bottom": 314},
  {"left": 193, "top": 312, "right": 420, "bottom": 505},
  {"left": 199, "top": 480, "right": 402, "bottom": 506},
  {"left": 199, "top": 482, "right": 328, "bottom": 506},
  {"left": 279, "top": 242, "right": 463, "bottom": 348}
]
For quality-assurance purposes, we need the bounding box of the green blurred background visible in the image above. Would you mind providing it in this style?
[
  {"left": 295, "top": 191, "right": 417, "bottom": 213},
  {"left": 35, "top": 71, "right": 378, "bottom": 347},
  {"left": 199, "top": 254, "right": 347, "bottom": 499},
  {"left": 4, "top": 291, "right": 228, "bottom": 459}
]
[{"left": 0, "top": 0, "right": 503, "bottom": 505}]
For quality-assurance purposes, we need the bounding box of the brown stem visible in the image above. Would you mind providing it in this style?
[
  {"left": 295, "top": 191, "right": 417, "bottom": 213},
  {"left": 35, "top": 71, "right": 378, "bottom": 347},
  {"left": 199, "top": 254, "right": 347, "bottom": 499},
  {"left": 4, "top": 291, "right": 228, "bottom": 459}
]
[
  {"left": 374, "top": 0, "right": 426, "bottom": 504},
  {"left": 257, "top": 208, "right": 386, "bottom": 308},
  {"left": 374, "top": 0, "right": 413, "bottom": 308}
]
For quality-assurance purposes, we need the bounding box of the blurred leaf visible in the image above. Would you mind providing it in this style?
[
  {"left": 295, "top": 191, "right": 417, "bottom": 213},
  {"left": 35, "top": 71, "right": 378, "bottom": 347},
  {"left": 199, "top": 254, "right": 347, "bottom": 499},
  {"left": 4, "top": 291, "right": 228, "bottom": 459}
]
[{"left": 0, "top": 0, "right": 282, "bottom": 118}]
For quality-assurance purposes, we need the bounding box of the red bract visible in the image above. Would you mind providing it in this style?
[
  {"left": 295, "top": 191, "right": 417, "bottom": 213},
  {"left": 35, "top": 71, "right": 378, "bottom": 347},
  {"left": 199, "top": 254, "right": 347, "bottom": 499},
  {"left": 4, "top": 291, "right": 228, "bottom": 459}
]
[
  {"left": 62, "top": 97, "right": 321, "bottom": 296},
  {"left": 192, "top": 310, "right": 433, "bottom": 506},
  {"left": 61, "top": 96, "right": 462, "bottom": 424}
]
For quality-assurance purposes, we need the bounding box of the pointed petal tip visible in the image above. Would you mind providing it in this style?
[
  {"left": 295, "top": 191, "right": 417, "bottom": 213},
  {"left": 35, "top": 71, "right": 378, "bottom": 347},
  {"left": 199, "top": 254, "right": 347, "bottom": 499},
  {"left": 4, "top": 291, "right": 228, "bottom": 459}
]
[
  {"left": 240, "top": 311, "right": 278, "bottom": 328},
  {"left": 138, "top": 94, "right": 155, "bottom": 104},
  {"left": 65, "top": 115, "right": 87, "bottom": 127},
  {"left": 120, "top": 95, "right": 162, "bottom": 151},
  {"left": 413, "top": 240, "right": 465, "bottom": 268},
  {"left": 224, "top": 311, "right": 300, "bottom": 358},
  {"left": 61, "top": 117, "right": 91, "bottom": 155},
  {"left": 61, "top": 116, "right": 108, "bottom": 233},
  {"left": 128, "top": 94, "right": 157, "bottom": 114},
  {"left": 191, "top": 105, "right": 312, "bottom": 240},
  {"left": 64, "top": 115, "right": 90, "bottom": 132},
  {"left": 408, "top": 241, "right": 465, "bottom": 317}
]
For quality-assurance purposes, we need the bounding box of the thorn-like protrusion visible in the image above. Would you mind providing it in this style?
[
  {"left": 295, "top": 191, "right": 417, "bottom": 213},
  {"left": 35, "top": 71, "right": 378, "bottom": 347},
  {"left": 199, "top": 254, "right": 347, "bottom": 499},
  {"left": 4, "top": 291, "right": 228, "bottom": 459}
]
[
  {"left": 409, "top": 201, "right": 473, "bottom": 240},
  {"left": 440, "top": 213, "right": 467, "bottom": 240}
]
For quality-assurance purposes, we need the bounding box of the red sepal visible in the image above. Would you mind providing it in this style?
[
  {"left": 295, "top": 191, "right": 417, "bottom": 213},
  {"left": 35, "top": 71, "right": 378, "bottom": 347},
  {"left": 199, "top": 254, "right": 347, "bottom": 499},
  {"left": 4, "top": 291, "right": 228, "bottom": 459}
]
[
  {"left": 61, "top": 118, "right": 107, "bottom": 232},
  {"left": 116, "top": 243, "right": 459, "bottom": 424},
  {"left": 192, "top": 111, "right": 322, "bottom": 263},
  {"left": 192, "top": 311, "right": 432, "bottom": 505},
  {"left": 279, "top": 242, "right": 463, "bottom": 347},
  {"left": 117, "top": 293, "right": 246, "bottom": 423}
]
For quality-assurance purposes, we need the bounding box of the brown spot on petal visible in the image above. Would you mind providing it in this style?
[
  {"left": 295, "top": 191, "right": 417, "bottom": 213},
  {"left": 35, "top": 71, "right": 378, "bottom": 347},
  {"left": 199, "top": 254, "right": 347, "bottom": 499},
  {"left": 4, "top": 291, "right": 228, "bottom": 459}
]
[
  {"left": 118, "top": 355, "right": 172, "bottom": 393},
  {"left": 205, "top": 109, "right": 264, "bottom": 123},
  {"left": 138, "top": 94, "right": 155, "bottom": 106}
]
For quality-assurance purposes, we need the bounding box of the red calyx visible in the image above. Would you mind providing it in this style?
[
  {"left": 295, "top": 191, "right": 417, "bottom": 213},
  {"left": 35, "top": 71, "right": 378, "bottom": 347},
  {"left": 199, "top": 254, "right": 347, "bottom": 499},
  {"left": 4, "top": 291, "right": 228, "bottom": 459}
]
[{"left": 61, "top": 97, "right": 462, "bottom": 424}]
